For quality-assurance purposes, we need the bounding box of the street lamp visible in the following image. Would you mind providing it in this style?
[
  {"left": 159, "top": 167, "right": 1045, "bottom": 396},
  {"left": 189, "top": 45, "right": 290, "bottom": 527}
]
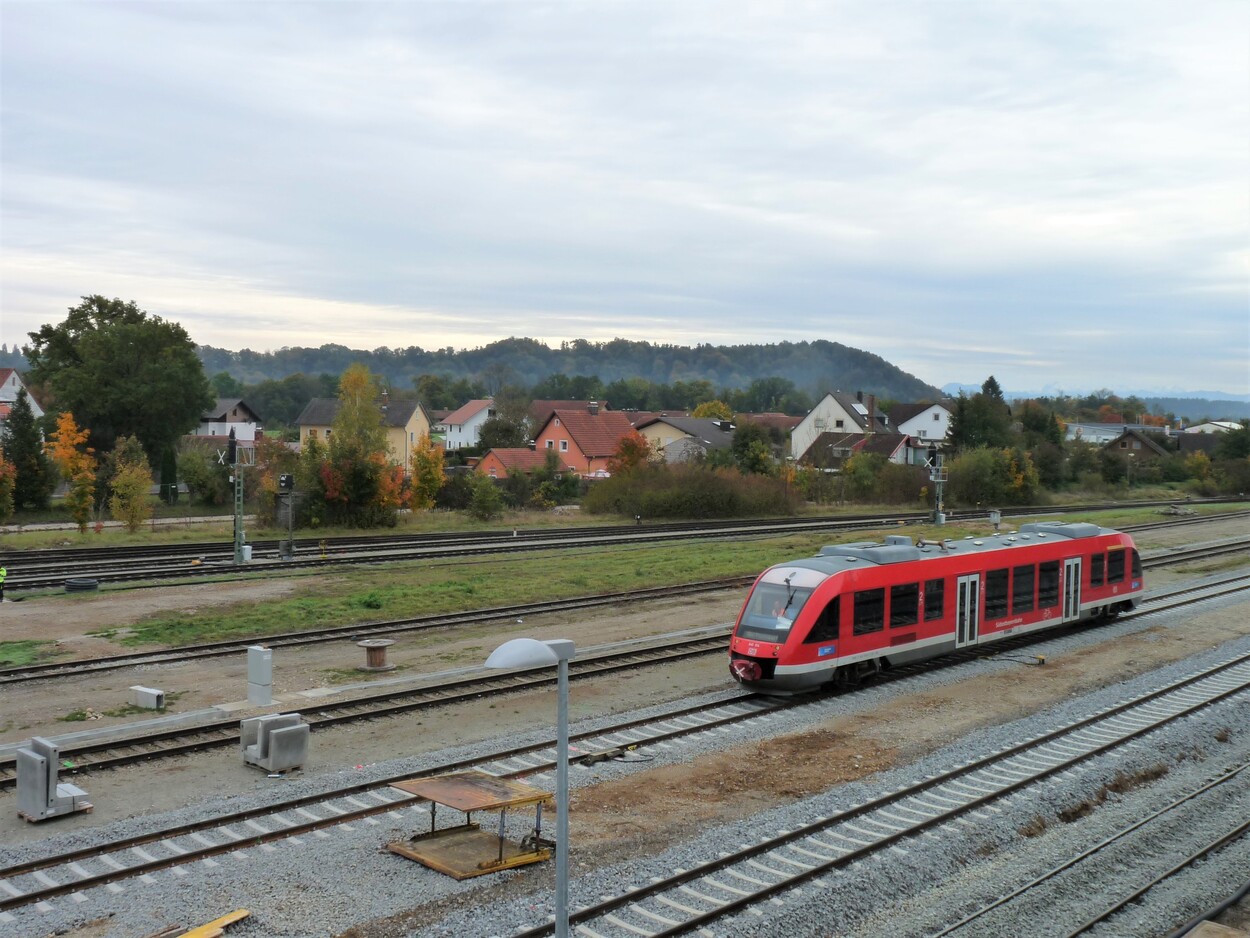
[{"left": 485, "top": 637, "right": 575, "bottom": 938}]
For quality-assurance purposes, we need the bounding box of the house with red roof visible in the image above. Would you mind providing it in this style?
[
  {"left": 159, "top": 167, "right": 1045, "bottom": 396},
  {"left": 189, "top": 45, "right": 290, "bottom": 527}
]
[
  {"left": 477, "top": 448, "right": 572, "bottom": 479},
  {"left": 437, "top": 398, "right": 494, "bottom": 451},
  {"left": 532, "top": 403, "right": 635, "bottom": 476}
]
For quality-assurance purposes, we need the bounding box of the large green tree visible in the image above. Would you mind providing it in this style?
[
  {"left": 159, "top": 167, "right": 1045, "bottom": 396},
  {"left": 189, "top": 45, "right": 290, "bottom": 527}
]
[
  {"left": 0, "top": 389, "right": 54, "bottom": 510},
  {"left": 24, "top": 296, "right": 214, "bottom": 462}
]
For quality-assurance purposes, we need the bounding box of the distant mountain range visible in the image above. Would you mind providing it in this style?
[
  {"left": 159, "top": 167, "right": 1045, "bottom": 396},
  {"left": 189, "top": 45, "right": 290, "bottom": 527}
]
[{"left": 941, "top": 384, "right": 1250, "bottom": 422}]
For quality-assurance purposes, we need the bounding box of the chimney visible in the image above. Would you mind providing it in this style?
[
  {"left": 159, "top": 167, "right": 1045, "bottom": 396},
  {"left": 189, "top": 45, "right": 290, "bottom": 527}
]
[
  {"left": 856, "top": 390, "right": 863, "bottom": 403},
  {"left": 588, "top": 401, "right": 599, "bottom": 415}
]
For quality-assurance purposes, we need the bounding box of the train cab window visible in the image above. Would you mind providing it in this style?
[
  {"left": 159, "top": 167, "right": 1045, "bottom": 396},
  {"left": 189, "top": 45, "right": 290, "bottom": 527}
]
[
  {"left": 985, "top": 568, "right": 1009, "bottom": 620},
  {"left": 1131, "top": 549, "right": 1142, "bottom": 579},
  {"left": 923, "top": 578, "right": 945, "bottom": 621},
  {"left": 1107, "top": 549, "right": 1126, "bottom": 583},
  {"left": 890, "top": 583, "right": 919, "bottom": 627},
  {"left": 735, "top": 582, "right": 813, "bottom": 643},
  {"left": 852, "top": 588, "right": 885, "bottom": 635},
  {"left": 1038, "top": 561, "right": 1060, "bottom": 607},
  {"left": 804, "top": 597, "right": 841, "bottom": 644},
  {"left": 1011, "top": 564, "right": 1035, "bottom": 614},
  {"left": 1089, "top": 553, "right": 1105, "bottom": 587}
]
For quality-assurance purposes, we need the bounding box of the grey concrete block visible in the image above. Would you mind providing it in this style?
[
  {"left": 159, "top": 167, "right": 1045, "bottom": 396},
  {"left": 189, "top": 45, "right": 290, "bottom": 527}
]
[
  {"left": 129, "top": 686, "right": 165, "bottom": 709},
  {"left": 241, "top": 713, "right": 309, "bottom": 772},
  {"left": 16, "top": 737, "right": 92, "bottom": 822}
]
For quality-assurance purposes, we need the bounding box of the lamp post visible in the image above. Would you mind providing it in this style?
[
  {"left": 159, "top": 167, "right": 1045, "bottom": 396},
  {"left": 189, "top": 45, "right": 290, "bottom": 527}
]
[{"left": 485, "top": 637, "right": 575, "bottom": 938}]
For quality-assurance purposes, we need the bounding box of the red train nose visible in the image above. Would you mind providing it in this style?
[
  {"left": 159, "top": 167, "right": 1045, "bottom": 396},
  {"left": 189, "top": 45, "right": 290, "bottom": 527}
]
[{"left": 730, "top": 658, "right": 763, "bottom": 683}]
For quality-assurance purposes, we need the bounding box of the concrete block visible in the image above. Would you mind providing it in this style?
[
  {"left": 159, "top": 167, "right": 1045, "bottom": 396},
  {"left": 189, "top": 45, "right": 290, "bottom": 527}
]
[
  {"left": 129, "top": 686, "right": 165, "bottom": 709},
  {"left": 241, "top": 713, "right": 308, "bottom": 772},
  {"left": 16, "top": 737, "right": 92, "bottom": 822},
  {"left": 247, "top": 646, "right": 272, "bottom": 687}
]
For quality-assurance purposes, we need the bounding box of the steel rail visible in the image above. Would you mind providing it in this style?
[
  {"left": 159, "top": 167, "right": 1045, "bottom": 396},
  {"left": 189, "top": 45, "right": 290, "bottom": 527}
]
[
  {"left": 929, "top": 761, "right": 1250, "bottom": 936},
  {"left": 0, "top": 694, "right": 785, "bottom": 911},
  {"left": 5, "top": 532, "right": 1246, "bottom": 687},
  {"left": 6, "top": 504, "right": 1246, "bottom": 593},
  {"left": 507, "top": 649, "right": 1250, "bottom": 937}
]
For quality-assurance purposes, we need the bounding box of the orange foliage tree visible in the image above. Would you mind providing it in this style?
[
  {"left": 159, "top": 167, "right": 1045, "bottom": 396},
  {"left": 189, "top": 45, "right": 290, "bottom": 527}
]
[{"left": 46, "top": 411, "right": 98, "bottom": 533}]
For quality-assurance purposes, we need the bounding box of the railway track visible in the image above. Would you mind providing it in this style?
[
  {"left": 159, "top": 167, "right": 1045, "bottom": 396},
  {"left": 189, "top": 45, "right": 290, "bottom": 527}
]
[
  {"left": 2, "top": 570, "right": 1246, "bottom": 792},
  {"left": 931, "top": 760, "right": 1250, "bottom": 937},
  {"left": 1, "top": 575, "right": 1246, "bottom": 933},
  {"left": 5, "top": 503, "right": 1246, "bottom": 593},
  {"left": 0, "top": 692, "right": 794, "bottom": 917},
  {"left": 501, "top": 648, "right": 1250, "bottom": 937},
  {"left": 0, "top": 628, "right": 730, "bottom": 790},
  {"left": 5, "top": 532, "right": 1246, "bottom": 687}
]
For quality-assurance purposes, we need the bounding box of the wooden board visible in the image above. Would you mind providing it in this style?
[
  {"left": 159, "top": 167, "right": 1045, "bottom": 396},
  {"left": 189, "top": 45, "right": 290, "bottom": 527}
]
[
  {"left": 388, "top": 771, "right": 553, "bottom": 812},
  {"left": 386, "top": 826, "right": 551, "bottom": 880}
]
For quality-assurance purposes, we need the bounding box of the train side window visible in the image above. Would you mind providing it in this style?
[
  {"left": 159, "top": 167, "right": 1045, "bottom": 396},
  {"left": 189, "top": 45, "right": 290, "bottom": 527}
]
[
  {"left": 804, "top": 597, "right": 841, "bottom": 644},
  {"left": 985, "top": 568, "right": 1009, "bottom": 620},
  {"left": 852, "top": 588, "right": 885, "bottom": 635},
  {"left": 1038, "top": 561, "right": 1060, "bottom": 607},
  {"left": 1090, "top": 553, "right": 1105, "bottom": 587},
  {"left": 1131, "top": 549, "right": 1142, "bottom": 578},
  {"left": 1107, "top": 549, "right": 1126, "bottom": 583},
  {"left": 890, "top": 583, "right": 919, "bottom": 627},
  {"left": 1011, "top": 564, "right": 1035, "bottom": 614},
  {"left": 923, "top": 578, "right": 945, "bottom": 621}
]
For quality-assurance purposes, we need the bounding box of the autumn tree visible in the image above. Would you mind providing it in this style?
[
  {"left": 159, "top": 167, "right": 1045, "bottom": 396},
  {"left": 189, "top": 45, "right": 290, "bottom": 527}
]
[
  {"left": 607, "top": 431, "right": 655, "bottom": 476},
  {"left": 692, "top": 400, "right": 734, "bottom": 420},
  {"left": 46, "top": 411, "right": 98, "bottom": 533},
  {"left": 107, "top": 435, "right": 154, "bottom": 532},
  {"left": 0, "top": 450, "right": 15, "bottom": 521},
  {"left": 408, "top": 433, "right": 445, "bottom": 510},
  {"left": 317, "top": 364, "right": 403, "bottom": 527}
]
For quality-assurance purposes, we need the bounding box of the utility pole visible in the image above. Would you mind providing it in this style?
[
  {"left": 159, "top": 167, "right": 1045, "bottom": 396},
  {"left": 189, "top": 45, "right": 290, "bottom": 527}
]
[{"left": 927, "top": 445, "right": 947, "bottom": 525}]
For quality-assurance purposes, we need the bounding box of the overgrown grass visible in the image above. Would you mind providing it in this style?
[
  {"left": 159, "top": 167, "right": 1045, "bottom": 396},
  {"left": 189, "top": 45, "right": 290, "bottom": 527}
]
[
  {"left": 0, "top": 640, "right": 57, "bottom": 668},
  {"left": 114, "top": 528, "right": 930, "bottom": 647}
]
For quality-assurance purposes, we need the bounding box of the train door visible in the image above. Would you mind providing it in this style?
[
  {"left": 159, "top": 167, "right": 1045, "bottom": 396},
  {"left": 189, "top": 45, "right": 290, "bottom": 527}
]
[
  {"left": 954, "top": 574, "right": 980, "bottom": 647},
  {"left": 1063, "top": 557, "right": 1082, "bottom": 622}
]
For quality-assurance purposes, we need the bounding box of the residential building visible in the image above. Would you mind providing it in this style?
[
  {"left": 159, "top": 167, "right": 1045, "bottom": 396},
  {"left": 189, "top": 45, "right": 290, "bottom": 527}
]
[
  {"left": 888, "top": 401, "right": 952, "bottom": 446},
  {"left": 532, "top": 403, "right": 635, "bottom": 476},
  {"left": 477, "top": 448, "right": 571, "bottom": 479},
  {"left": 295, "top": 395, "right": 433, "bottom": 471},
  {"left": 0, "top": 368, "right": 44, "bottom": 430},
  {"left": 791, "top": 391, "right": 889, "bottom": 462},
  {"left": 437, "top": 399, "right": 495, "bottom": 451},
  {"left": 1184, "top": 421, "right": 1241, "bottom": 434},
  {"left": 634, "top": 415, "right": 736, "bottom": 463},
  {"left": 194, "top": 399, "right": 263, "bottom": 441}
]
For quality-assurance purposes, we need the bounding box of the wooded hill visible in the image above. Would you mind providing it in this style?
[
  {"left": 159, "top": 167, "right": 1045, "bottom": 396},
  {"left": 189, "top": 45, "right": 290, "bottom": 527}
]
[{"left": 194, "top": 337, "right": 941, "bottom": 402}]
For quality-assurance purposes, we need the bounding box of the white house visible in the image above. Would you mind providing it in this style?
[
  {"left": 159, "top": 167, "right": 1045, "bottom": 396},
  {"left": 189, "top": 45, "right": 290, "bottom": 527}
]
[
  {"left": 790, "top": 391, "right": 888, "bottom": 462},
  {"left": 193, "top": 399, "right": 263, "bottom": 441},
  {"left": 0, "top": 368, "right": 45, "bottom": 429},
  {"left": 437, "top": 398, "right": 495, "bottom": 451},
  {"left": 889, "top": 401, "right": 952, "bottom": 446},
  {"left": 1184, "top": 421, "right": 1240, "bottom": 434}
]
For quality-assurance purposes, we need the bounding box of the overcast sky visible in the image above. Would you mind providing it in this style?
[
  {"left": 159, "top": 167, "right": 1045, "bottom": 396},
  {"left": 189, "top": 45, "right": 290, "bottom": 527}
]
[{"left": 2, "top": 1, "right": 1247, "bottom": 396}]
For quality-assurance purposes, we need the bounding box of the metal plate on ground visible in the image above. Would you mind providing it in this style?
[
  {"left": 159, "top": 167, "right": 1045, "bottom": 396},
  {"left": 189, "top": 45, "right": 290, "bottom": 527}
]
[{"left": 388, "top": 770, "right": 553, "bottom": 812}]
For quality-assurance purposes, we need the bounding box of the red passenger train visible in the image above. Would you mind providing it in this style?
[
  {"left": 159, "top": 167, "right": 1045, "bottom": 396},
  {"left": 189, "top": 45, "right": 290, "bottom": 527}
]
[{"left": 729, "top": 521, "right": 1143, "bottom": 693}]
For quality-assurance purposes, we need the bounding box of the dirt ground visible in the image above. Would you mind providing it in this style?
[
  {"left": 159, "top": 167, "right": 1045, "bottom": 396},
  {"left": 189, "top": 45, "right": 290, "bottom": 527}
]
[{"left": 2, "top": 518, "right": 1248, "bottom": 936}]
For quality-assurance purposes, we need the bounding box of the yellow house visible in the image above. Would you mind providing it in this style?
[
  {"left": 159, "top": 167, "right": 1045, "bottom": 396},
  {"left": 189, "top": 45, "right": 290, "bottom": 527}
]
[{"left": 295, "top": 396, "right": 433, "bottom": 472}]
